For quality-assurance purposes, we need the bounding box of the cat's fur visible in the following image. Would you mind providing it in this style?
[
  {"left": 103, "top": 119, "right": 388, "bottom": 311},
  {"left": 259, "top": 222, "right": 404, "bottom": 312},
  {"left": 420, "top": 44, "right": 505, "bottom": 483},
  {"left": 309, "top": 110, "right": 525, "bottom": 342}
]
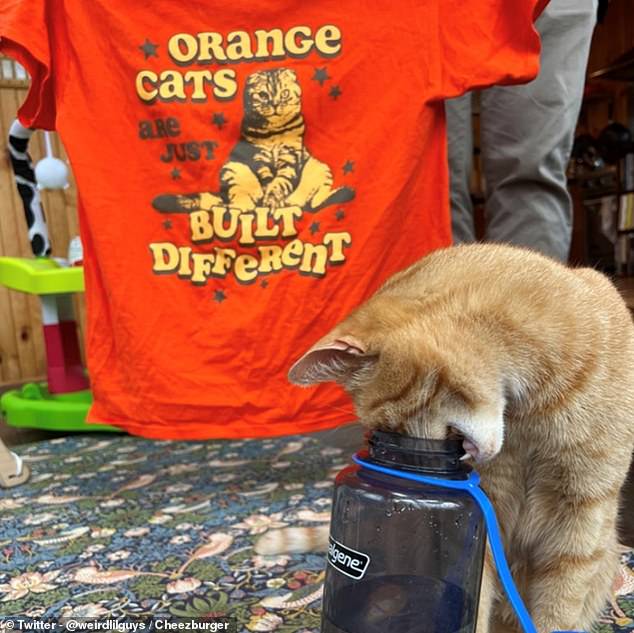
[
  {"left": 257, "top": 244, "right": 634, "bottom": 633},
  {"left": 153, "top": 68, "right": 354, "bottom": 214}
]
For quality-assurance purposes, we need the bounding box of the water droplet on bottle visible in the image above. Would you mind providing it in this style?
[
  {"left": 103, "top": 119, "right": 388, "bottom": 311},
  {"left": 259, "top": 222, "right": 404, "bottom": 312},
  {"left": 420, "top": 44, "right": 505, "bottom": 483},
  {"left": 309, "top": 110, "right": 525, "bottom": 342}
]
[{"left": 392, "top": 500, "right": 406, "bottom": 514}]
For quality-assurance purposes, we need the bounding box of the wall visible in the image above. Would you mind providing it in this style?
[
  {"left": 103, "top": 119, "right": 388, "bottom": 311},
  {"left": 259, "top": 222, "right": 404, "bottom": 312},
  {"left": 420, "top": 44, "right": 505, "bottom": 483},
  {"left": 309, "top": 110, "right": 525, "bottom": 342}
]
[
  {"left": 587, "top": 0, "right": 634, "bottom": 76},
  {"left": 579, "top": 0, "right": 634, "bottom": 137}
]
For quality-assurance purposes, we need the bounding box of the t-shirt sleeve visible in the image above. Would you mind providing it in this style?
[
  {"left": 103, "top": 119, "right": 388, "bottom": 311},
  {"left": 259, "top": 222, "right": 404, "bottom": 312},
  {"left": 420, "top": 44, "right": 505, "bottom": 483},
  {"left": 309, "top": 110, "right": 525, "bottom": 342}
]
[
  {"left": 431, "top": 0, "right": 550, "bottom": 100},
  {"left": 0, "top": 0, "right": 56, "bottom": 129}
]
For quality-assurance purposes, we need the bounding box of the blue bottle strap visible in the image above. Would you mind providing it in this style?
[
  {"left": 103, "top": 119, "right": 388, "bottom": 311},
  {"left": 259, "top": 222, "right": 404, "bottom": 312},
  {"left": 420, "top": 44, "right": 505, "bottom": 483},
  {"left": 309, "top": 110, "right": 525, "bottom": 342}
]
[{"left": 352, "top": 453, "right": 544, "bottom": 633}]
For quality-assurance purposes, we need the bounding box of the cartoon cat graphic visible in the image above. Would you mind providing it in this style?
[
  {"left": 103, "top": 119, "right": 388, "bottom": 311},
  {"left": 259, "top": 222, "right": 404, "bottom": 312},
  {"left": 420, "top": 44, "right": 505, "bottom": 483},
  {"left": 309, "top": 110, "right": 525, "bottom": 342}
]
[{"left": 153, "top": 68, "right": 355, "bottom": 214}]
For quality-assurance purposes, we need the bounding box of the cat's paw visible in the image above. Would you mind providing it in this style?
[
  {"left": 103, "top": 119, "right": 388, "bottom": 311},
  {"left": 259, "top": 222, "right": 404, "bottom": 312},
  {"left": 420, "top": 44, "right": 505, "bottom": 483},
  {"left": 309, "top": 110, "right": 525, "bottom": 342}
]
[
  {"left": 152, "top": 193, "right": 222, "bottom": 213},
  {"left": 152, "top": 194, "right": 198, "bottom": 213},
  {"left": 306, "top": 186, "right": 356, "bottom": 213},
  {"left": 264, "top": 178, "right": 293, "bottom": 208},
  {"left": 254, "top": 526, "right": 329, "bottom": 555}
]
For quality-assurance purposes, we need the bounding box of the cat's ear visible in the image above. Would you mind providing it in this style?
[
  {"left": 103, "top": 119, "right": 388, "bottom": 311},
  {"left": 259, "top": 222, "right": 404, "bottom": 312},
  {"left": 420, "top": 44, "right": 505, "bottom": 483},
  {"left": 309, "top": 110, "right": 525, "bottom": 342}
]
[
  {"left": 245, "top": 73, "right": 263, "bottom": 89},
  {"left": 288, "top": 335, "right": 374, "bottom": 386},
  {"left": 280, "top": 68, "right": 298, "bottom": 80}
]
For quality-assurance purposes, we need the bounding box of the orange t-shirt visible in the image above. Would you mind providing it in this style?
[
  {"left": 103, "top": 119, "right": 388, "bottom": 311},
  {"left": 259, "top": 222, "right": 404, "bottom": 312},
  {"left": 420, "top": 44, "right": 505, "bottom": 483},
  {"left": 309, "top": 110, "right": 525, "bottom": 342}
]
[{"left": 1, "top": 0, "right": 544, "bottom": 439}]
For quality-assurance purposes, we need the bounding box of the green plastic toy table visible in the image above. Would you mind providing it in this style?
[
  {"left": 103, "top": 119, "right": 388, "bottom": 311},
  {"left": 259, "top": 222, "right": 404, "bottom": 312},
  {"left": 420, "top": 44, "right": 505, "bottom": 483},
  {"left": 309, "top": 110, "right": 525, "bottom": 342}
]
[
  {"left": 0, "top": 383, "right": 119, "bottom": 432},
  {"left": 0, "top": 256, "right": 84, "bottom": 293},
  {"left": 0, "top": 257, "right": 119, "bottom": 432}
]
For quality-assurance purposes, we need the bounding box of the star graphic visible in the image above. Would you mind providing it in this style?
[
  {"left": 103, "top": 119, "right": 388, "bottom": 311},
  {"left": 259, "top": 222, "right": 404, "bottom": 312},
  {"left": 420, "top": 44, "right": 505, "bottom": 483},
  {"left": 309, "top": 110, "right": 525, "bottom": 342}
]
[
  {"left": 170, "top": 168, "right": 181, "bottom": 180},
  {"left": 214, "top": 290, "right": 226, "bottom": 303},
  {"left": 342, "top": 160, "right": 354, "bottom": 174},
  {"left": 335, "top": 209, "right": 345, "bottom": 221},
  {"left": 309, "top": 221, "right": 320, "bottom": 235},
  {"left": 261, "top": 279, "right": 269, "bottom": 289},
  {"left": 212, "top": 113, "right": 227, "bottom": 129},
  {"left": 163, "top": 219, "right": 172, "bottom": 230},
  {"left": 139, "top": 39, "right": 159, "bottom": 59},
  {"left": 329, "top": 85, "right": 342, "bottom": 100},
  {"left": 312, "top": 67, "right": 330, "bottom": 86}
]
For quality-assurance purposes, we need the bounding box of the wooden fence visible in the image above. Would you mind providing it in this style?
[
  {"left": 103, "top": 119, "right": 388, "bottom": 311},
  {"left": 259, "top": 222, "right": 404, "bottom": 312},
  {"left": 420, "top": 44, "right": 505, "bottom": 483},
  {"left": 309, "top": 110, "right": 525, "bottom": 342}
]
[{"left": 0, "top": 57, "right": 84, "bottom": 388}]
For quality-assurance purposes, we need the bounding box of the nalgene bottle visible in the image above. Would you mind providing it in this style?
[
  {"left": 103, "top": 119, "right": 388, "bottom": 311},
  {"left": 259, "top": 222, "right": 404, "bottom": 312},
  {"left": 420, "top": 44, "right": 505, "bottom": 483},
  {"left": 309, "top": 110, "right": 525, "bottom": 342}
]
[{"left": 322, "top": 430, "right": 487, "bottom": 633}]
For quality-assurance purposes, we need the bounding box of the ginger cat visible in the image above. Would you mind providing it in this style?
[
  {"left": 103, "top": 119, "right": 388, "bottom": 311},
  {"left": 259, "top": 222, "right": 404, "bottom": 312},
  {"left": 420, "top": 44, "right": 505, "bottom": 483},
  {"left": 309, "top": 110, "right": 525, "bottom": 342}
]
[{"left": 260, "top": 244, "right": 634, "bottom": 633}]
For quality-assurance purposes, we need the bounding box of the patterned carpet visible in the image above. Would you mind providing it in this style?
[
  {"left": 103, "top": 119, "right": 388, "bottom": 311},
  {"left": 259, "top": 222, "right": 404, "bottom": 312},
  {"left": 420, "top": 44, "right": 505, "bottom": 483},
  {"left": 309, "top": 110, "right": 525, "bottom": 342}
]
[{"left": 0, "top": 434, "right": 632, "bottom": 632}]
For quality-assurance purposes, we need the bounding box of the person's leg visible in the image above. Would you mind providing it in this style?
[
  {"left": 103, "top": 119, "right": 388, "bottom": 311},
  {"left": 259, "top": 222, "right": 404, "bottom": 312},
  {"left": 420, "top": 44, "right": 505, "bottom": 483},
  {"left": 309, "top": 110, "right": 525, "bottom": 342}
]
[
  {"left": 446, "top": 93, "right": 476, "bottom": 244},
  {"left": 480, "top": 0, "right": 598, "bottom": 262}
]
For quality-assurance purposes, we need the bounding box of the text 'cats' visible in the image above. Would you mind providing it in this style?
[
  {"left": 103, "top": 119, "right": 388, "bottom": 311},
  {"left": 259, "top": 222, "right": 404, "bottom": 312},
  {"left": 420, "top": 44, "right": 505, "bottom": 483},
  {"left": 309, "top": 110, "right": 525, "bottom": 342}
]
[{"left": 136, "top": 25, "right": 342, "bottom": 104}]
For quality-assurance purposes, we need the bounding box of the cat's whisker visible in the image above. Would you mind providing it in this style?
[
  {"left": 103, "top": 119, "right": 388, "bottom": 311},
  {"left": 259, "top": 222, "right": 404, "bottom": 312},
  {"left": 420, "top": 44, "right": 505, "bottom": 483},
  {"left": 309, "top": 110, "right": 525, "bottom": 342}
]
[{"left": 317, "top": 403, "right": 358, "bottom": 417}]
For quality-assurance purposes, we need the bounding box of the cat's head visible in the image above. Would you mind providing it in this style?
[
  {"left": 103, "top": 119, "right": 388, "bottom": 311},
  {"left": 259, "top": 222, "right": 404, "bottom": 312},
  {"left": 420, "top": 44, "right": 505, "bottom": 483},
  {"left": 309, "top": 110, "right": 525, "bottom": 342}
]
[
  {"left": 244, "top": 68, "right": 302, "bottom": 128},
  {"left": 289, "top": 294, "right": 507, "bottom": 464}
]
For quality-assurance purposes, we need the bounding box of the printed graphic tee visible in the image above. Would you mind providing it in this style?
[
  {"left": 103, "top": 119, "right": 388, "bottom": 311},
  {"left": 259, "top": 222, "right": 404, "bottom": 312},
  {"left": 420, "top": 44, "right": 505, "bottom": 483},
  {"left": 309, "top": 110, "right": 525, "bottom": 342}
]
[{"left": 1, "top": 0, "right": 545, "bottom": 439}]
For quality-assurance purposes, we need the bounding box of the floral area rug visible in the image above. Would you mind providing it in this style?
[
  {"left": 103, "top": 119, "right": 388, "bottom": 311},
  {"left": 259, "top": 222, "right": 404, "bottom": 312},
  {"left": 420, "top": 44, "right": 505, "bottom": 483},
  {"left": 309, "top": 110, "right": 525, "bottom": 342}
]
[{"left": 0, "top": 433, "right": 632, "bottom": 632}]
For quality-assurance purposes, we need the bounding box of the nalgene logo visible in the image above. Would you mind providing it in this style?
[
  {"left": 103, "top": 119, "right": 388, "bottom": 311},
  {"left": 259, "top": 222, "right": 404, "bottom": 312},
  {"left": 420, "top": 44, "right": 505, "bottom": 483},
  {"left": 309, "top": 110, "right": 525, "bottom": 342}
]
[{"left": 328, "top": 536, "right": 370, "bottom": 580}]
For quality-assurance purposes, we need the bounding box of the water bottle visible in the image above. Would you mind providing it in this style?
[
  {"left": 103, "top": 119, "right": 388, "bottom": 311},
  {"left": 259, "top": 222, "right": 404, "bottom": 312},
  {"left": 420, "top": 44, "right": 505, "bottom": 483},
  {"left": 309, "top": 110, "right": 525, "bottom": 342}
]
[{"left": 322, "top": 430, "right": 486, "bottom": 633}]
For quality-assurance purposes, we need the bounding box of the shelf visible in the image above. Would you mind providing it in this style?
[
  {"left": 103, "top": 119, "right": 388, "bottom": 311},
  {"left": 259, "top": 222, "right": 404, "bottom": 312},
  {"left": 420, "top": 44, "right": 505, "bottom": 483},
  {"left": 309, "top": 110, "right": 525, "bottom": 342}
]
[
  {"left": 589, "top": 48, "right": 634, "bottom": 82},
  {"left": 572, "top": 167, "right": 618, "bottom": 181},
  {"left": 583, "top": 190, "right": 634, "bottom": 201}
]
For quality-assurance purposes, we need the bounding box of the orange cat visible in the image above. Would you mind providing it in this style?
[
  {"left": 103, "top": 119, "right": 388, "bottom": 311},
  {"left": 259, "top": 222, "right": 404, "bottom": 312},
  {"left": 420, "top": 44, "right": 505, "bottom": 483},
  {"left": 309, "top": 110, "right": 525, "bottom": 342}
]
[{"left": 260, "top": 244, "right": 634, "bottom": 633}]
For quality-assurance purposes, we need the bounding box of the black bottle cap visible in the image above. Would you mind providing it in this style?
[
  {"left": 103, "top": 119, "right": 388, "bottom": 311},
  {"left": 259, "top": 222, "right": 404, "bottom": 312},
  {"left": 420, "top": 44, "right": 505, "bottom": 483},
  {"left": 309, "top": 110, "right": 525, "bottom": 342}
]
[{"left": 367, "top": 430, "right": 470, "bottom": 478}]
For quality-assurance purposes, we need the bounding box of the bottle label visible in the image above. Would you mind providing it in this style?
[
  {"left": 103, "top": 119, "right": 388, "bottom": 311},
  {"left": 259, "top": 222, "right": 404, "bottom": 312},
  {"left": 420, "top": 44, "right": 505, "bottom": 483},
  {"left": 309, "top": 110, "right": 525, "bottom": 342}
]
[{"left": 327, "top": 536, "right": 371, "bottom": 580}]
